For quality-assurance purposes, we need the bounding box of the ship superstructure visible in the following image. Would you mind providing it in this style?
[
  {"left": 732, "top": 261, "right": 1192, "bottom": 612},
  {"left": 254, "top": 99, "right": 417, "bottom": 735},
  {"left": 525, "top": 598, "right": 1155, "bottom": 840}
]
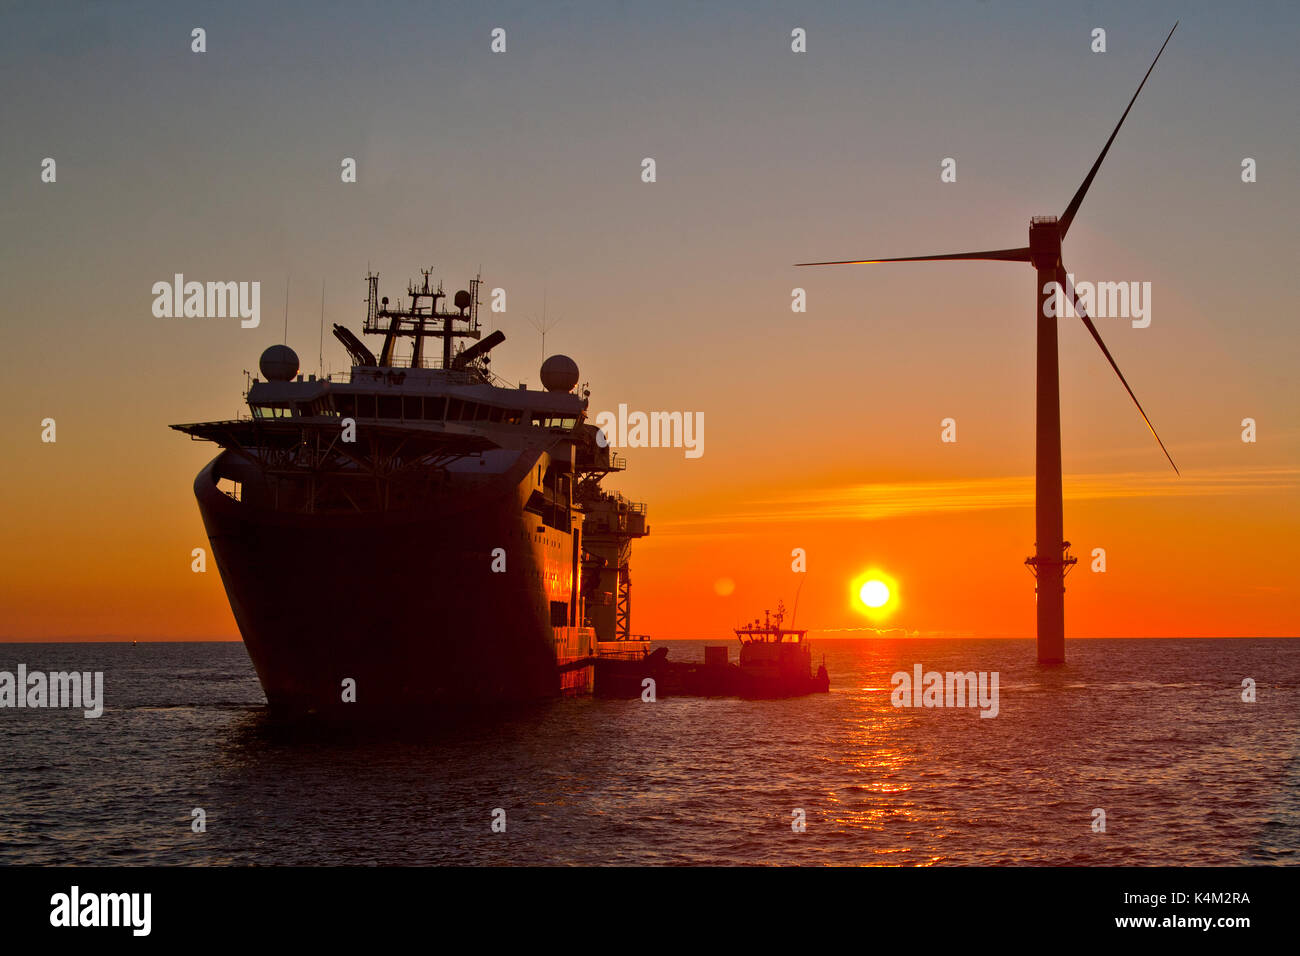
[{"left": 172, "top": 266, "right": 648, "bottom": 716}]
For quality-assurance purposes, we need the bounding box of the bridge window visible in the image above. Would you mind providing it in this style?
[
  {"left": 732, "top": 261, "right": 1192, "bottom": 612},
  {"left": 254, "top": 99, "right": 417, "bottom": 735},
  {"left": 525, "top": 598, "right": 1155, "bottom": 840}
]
[
  {"left": 423, "top": 397, "right": 446, "bottom": 420},
  {"left": 378, "top": 395, "right": 400, "bottom": 419},
  {"left": 531, "top": 415, "right": 577, "bottom": 429},
  {"left": 252, "top": 403, "right": 294, "bottom": 419}
]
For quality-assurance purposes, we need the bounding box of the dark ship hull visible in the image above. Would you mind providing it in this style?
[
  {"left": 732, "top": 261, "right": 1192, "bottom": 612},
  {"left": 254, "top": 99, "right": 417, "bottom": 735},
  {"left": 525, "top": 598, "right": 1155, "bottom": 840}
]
[{"left": 194, "top": 453, "right": 588, "bottom": 718}]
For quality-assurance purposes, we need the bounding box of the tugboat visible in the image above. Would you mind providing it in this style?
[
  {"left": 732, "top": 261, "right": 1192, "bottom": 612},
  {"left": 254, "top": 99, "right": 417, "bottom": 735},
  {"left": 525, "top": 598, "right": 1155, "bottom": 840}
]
[
  {"left": 728, "top": 602, "right": 830, "bottom": 698},
  {"left": 595, "top": 601, "right": 830, "bottom": 699}
]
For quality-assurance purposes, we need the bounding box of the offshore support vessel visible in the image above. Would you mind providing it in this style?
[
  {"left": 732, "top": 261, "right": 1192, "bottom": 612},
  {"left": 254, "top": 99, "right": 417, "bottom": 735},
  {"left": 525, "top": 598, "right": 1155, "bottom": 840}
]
[{"left": 172, "top": 267, "right": 649, "bottom": 717}]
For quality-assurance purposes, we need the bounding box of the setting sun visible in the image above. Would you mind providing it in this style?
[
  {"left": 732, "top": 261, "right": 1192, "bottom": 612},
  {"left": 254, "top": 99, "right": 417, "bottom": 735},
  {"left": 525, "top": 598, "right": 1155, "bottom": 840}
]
[
  {"left": 851, "top": 569, "right": 899, "bottom": 621},
  {"left": 860, "top": 579, "right": 890, "bottom": 608}
]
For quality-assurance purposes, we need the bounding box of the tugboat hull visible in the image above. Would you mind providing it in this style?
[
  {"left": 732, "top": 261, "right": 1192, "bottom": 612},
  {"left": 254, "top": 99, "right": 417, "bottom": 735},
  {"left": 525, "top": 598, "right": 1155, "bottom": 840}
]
[{"left": 594, "top": 648, "right": 830, "bottom": 699}]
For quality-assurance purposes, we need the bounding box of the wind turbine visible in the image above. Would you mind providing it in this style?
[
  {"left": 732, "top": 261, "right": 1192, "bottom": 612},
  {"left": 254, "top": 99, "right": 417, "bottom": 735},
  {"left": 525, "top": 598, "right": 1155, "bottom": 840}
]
[{"left": 798, "top": 23, "right": 1181, "bottom": 664}]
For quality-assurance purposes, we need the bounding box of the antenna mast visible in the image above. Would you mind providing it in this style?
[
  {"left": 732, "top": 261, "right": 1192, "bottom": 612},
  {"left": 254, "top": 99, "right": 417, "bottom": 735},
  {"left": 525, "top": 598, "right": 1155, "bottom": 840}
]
[
  {"left": 527, "top": 290, "right": 563, "bottom": 364},
  {"left": 318, "top": 280, "right": 325, "bottom": 376}
]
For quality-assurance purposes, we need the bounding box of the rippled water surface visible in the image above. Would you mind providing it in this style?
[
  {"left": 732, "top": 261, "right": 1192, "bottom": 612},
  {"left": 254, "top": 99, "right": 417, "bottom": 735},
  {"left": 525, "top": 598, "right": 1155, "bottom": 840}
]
[{"left": 0, "top": 639, "right": 1296, "bottom": 865}]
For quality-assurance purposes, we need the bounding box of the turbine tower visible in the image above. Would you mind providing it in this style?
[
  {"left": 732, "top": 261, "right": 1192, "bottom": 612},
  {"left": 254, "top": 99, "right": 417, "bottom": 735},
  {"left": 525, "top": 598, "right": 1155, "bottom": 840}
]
[{"left": 798, "top": 24, "right": 1181, "bottom": 664}]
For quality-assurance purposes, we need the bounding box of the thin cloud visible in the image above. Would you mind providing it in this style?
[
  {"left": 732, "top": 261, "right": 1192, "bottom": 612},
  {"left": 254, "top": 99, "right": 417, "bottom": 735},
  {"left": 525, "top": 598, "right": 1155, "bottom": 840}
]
[{"left": 658, "top": 467, "right": 1299, "bottom": 530}]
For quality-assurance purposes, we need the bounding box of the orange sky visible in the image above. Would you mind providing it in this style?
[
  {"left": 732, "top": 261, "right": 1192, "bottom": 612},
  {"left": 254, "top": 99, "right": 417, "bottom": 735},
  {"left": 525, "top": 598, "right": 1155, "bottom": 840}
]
[
  {"left": 636, "top": 464, "right": 1299, "bottom": 639},
  {"left": 3, "top": 429, "right": 1294, "bottom": 640}
]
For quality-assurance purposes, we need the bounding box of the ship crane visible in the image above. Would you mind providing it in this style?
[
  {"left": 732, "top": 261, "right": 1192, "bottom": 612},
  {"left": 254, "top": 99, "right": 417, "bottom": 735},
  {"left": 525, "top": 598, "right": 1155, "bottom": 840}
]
[{"left": 574, "top": 432, "right": 649, "bottom": 644}]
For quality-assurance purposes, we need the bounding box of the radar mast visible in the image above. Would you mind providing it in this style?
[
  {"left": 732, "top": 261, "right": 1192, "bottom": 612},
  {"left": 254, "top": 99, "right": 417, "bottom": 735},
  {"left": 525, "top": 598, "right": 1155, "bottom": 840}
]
[{"left": 362, "top": 268, "right": 482, "bottom": 367}]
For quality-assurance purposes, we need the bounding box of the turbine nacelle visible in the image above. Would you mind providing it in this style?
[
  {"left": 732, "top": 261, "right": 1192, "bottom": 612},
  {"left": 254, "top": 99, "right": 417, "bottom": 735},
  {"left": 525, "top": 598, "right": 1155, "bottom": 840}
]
[{"left": 1028, "top": 216, "right": 1062, "bottom": 272}]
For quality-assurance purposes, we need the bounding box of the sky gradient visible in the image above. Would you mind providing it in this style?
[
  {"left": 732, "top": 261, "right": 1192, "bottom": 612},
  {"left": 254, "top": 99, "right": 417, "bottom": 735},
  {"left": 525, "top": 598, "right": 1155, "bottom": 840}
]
[{"left": 2, "top": 1, "right": 1297, "bottom": 640}]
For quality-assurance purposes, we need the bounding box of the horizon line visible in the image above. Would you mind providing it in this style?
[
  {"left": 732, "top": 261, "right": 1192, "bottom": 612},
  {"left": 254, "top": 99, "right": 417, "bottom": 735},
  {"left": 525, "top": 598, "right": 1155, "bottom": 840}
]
[{"left": 1, "top": 634, "right": 1296, "bottom": 644}]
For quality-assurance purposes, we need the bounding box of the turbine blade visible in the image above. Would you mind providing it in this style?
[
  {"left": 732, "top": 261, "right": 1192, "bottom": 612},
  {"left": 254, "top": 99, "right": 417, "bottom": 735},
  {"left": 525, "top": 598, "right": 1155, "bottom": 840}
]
[
  {"left": 1058, "top": 22, "right": 1177, "bottom": 238},
  {"left": 1057, "top": 267, "right": 1178, "bottom": 474},
  {"left": 796, "top": 247, "right": 1031, "bottom": 266}
]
